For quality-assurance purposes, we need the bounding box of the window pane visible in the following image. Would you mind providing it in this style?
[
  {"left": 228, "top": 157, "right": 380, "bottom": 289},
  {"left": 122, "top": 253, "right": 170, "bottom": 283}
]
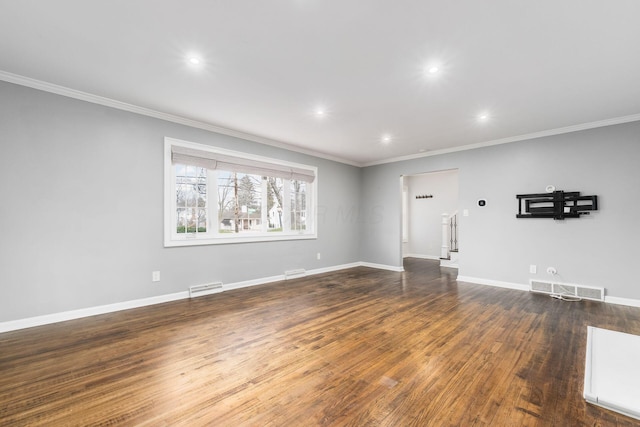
[
  {"left": 238, "top": 173, "right": 262, "bottom": 233},
  {"left": 197, "top": 182, "right": 206, "bottom": 206},
  {"left": 176, "top": 184, "right": 187, "bottom": 207},
  {"left": 290, "top": 180, "right": 307, "bottom": 231},
  {"left": 186, "top": 208, "right": 197, "bottom": 233},
  {"left": 185, "top": 184, "right": 197, "bottom": 207},
  {"left": 197, "top": 177, "right": 206, "bottom": 207},
  {"left": 267, "top": 177, "right": 284, "bottom": 231},
  {"left": 177, "top": 208, "right": 187, "bottom": 233},
  {"left": 217, "top": 171, "right": 235, "bottom": 232},
  {"left": 217, "top": 171, "right": 263, "bottom": 233},
  {"left": 176, "top": 164, "right": 207, "bottom": 235},
  {"left": 198, "top": 208, "right": 207, "bottom": 232}
]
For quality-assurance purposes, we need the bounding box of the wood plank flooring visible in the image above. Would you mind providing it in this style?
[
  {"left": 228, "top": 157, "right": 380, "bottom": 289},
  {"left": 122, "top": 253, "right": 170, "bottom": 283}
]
[{"left": 2, "top": 258, "right": 640, "bottom": 426}]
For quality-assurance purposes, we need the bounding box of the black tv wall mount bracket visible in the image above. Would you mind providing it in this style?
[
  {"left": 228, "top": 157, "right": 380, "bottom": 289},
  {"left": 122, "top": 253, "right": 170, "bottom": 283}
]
[{"left": 516, "top": 191, "right": 598, "bottom": 220}]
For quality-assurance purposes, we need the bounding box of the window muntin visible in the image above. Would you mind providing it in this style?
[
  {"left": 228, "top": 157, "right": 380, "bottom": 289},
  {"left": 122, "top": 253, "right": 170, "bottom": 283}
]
[{"left": 165, "top": 138, "right": 317, "bottom": 246}]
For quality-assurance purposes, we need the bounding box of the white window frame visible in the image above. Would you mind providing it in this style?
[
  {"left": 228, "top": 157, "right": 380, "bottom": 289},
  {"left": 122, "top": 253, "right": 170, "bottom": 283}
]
[{"left": 164, "top": 137, "right": 318, "bottom": 247}]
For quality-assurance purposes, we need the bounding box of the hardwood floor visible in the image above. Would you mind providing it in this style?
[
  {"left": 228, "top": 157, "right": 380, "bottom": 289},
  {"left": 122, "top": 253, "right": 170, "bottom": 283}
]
[{"left": 2, "top": 258, "right": 640, "bottom": 426}]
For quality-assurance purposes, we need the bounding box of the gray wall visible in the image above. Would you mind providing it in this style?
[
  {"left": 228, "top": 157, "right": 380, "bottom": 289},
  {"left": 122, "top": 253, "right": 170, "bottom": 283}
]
[
  {"left": 0, "top": 81, "right": 362, "bottom": 322},
  {"left": 360, "top": 121, "right": 640, "bottom": 300}
]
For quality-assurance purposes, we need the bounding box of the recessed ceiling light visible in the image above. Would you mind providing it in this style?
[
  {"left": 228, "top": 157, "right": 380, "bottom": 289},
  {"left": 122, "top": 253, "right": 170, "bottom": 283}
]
[
  {"left": 315, "top": 108, "right": 326, "bottom": 118},
  {"left": 477, "top": 112, "right": 490, "bottom": 122},
  {"left": 381, "top": 134, "right": 392, "bottom": 144},
  {"left": 424, "top": 60, "right": 444, "bottom": 77},
  {"left": 187, "top": 56, "right": 202, "bottom": 66}
]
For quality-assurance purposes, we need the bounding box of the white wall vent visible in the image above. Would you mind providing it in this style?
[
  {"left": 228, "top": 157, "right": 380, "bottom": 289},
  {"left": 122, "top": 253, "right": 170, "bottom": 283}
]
[
  {"left": 189, "top": 282, "right": 223, "bottom": 298},
  {"left": 529, "top": 279, "right": 604, "bottom": 301},
  {"left": 576, "top": 286, "right": 605, "bottom": 301},
  {"left": 554, "top": 283, "right": 577, "bottom": 296},
  {"left": 531, "top": 280, "right": 553, "bottom": 293},
  {"left": 284, "top": 269, "right": 306, "bottom": 280}
]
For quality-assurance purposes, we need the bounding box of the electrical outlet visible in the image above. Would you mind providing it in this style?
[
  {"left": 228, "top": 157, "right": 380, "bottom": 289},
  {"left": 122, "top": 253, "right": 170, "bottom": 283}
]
[
  {"left": 317, "top": 252, "right": 321, "bottom": 260},
  {"left": 529, "top": 265, "right": 537, "bottom": 274},
  {"left": 152, "top": 271, "right": 161, "bottom": 282}
]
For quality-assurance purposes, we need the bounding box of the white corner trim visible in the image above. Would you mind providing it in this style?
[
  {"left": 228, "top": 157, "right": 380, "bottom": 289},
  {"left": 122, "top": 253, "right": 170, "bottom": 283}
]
[
  {"left": 360, "top": 262, "right": 405, "bottom": 272},
  {"left": 456, "top": 275, "right": 530, "bottom": 292},
  {"left": 0, "top": 70, "right": 360, "bottom": 167},
  {"left": 604, "top": 296, "right": 640, "bottom": 308},
  {"left": 363, "top": 113, "right": 640, "bottom": 167},
  {"left": 0, "top": 291, "right": 188, "bottom": 334}
]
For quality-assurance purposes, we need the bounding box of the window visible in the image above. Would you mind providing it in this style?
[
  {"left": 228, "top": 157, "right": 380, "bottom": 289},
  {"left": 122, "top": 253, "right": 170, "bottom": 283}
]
[{"left": 164, "top": 138, "right": 317, "bottom": 246}]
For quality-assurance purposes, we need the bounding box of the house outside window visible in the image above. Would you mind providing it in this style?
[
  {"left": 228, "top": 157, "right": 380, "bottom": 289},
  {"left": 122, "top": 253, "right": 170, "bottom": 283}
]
[{"left": 164, "top": 138, "right": 317, "bottom": 247}]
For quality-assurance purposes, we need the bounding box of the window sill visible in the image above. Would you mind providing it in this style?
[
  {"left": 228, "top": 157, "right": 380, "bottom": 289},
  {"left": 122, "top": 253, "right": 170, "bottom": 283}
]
[{"left": 164, "top": 232, "right": 317, "bottom": 247}]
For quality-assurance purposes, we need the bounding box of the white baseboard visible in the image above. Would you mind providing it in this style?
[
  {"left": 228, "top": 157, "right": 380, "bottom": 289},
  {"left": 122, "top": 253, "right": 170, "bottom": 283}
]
[
  {"left": 0, "top": 291, "right": 188, "bottom": 334},
  {"left": 307, "top": 262, "right": 363, "bottom": 276},
  {"left": 359, "top": 262, "right": 405, "bottom": 272},
  {"left": 224, "top": 274, "right": 286, "bottom": 292},
  {"left": 403, "top": 254, "right": 440, "bottom": 260},
  {"left": 458, "top": 275, "right": 640, "bottom": 308},
  {"left": 215, "top": 263, "right": 365, "bottom": 293},
  {"left": 0, "top": 261, "right": 391, "bottom": 333},
  {"left": 440, "top": 263, "right": 459, "bottom": 269},
  {"left": 456, "top": 275, "right": 530, "bottom": 292},
  {"left": 8, "top": 266, "right": 636, "bottom": 334},
  {"left": 605, "top": 296, "right": 640, "bottom": 308}
]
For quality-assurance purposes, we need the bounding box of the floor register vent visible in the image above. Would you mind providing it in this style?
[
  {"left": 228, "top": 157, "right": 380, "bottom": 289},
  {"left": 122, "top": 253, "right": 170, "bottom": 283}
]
[
  {"left": 189, "top": 282, "right": 223, "bottom": 298},
  {"left": 530, "top": 280, "right": 604, "bottom": 301}
]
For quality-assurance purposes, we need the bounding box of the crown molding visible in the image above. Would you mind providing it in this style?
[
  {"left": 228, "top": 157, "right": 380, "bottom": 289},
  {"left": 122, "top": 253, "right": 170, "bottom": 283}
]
[
  {"left": 0, "top": 70, "right": 361, "bottom": 167},
  {"left": 362, "top": 113, "right": 640, "bottom": 167},
  {"left": 3, "top": 70, "right": 639, "bottom": 170}
]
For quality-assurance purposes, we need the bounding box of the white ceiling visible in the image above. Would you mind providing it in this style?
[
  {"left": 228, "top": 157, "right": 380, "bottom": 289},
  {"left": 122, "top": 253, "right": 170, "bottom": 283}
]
[{"left": 1, "top": 1, "right": 639, "bottom": 166}]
